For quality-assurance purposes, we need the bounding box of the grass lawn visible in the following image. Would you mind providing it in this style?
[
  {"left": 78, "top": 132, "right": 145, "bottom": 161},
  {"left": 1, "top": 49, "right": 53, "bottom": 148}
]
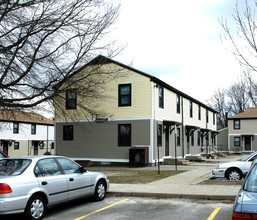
[
  {"left": 200, "top": 179, "right": 243, "bottom": 185},
  {"left": 104, "top": 170, "right": 186, "bottom": 184}
]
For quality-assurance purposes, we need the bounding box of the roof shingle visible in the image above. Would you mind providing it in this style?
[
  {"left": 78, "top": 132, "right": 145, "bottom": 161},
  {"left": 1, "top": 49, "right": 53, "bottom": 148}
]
[{"left": 0, "top": 110, "right": 54, "bottom": 125}]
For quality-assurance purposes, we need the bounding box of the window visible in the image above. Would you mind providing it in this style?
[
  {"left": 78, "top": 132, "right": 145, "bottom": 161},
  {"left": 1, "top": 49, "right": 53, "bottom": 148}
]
[
  {"left": 234, "top": 120, "right": 240, "bottom": 129},
  {"left": 118, "top": 124, "right": 131, "bottom": 146},
  {"left": 234, "top": 137, "right": 241, "bottom": 146},
  {"left": 66, "top": 89, "right": 77, "bottom": 109},
  {"left": 213, "top": 113, "right": 215, "bottom": 125},
  {"left": 206, "top": 110, "right": 209, "bottom": 123},
  {"left": 190, "top": 101, "right": 193, "bottom": 118},
  {"left": 63, "top": 125, "right": 73, "bottom": 140},
  {"left": 31, "top": 124, "right": 36, "bottom": 134},
  {"left": 119, "top": 84, "right": 131, "bottom": 106},
  {"left": 34, "top": 159, "right": 61, "bottom": 177},
  {"left": 177, "top": 127, "right": 181, "bottom": 146},
  {"left": 177, "top": 95, "right": 180, "bottom": 113},
  {"left": 57, "top": 158, "right": 81, "bottom": 174},
  {"left": 198, "top": 105, "right": 201, "bottom": 120},
  {"left": 13, "top": 122, "right": 19, "bottom": 134},
  {"left": 159, "top": 87, "right": 164, "bottom": 108},
  {"left": 157, "top": 124, "right": 162, "bottom": 146},
  {"left": 14, "top": 142, "right": 19, "bottom": 150}
]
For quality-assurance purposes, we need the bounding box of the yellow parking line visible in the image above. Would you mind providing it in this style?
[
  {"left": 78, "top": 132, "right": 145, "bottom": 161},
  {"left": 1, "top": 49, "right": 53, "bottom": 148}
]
[
  {"left": 74, "top": 198, "right": 129, "bottom": 220},
  {"left": 207, "top": 208, "right": 220, "bottom": 220}
]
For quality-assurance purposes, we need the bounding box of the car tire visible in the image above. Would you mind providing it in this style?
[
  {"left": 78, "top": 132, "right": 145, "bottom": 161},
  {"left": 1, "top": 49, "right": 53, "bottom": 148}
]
[
  {"left": 226, "top": 168, "right": 242, "bottom": 181},
  {"left": 94, "top": 180, "right": 106, "bottom": 201},
  {"left": 25, "top": 195, "right": 46, "bottom": 220}
]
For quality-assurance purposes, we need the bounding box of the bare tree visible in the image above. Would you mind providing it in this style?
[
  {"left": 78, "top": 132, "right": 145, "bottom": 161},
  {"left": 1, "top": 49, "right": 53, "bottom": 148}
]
[
  {"left": 220, "top": 0, "right": 257, "bottom": 73},
  {"left": 0, "top": 0, "right": 121, "bottom": 116},
  {"left": 226, "top": 78, "right": 250, "bottom": 114},
  {"left": 208, "top": 89, "right": 231, "bottom": 129}
]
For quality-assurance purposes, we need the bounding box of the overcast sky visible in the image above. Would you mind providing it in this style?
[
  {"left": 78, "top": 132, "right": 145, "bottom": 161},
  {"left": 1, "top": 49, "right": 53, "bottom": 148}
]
[{"left": 111, "top": 0, "right": 250, "bottom": 104}]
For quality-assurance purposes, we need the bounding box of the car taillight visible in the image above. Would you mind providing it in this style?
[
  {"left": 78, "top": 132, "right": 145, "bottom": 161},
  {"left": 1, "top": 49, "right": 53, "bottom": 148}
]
[
  {"left": 0, "top": 183, "right": 12, "bottom": 194},
  {"left": 232, "top": 211, "right": 257, "bottom": 220}
]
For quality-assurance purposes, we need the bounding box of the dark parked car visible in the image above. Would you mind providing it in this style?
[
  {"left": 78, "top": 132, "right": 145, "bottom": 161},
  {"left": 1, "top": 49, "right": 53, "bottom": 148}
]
[{"left": 232, "top": 159, "right": 257, "bottom": 219}]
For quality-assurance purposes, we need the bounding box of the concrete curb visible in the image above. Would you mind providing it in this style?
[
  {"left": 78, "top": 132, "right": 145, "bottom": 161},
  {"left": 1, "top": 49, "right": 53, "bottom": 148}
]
[{"left": 107, "top": 191, "right": 236, "bottom": 201}]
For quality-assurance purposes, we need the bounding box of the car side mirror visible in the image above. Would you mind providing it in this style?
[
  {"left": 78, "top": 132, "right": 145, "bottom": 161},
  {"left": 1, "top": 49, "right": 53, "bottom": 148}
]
[{"left": 80, "top": 167, "right": 87, "bottom": 173}]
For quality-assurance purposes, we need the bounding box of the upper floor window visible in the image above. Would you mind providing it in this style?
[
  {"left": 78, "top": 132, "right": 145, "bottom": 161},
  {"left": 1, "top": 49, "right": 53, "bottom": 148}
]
[
  {"left": 177, "top": 95, "right": 180, "bottom": 114},
  {"left": 190, "top": 101, "right": 193, "bottom": 118},
  {"left": 66, "top": 89, "right": 77, "bottom": 109},
  {"left": 63, "top": 125, "right": 73, "bottom": 140},
  {"left": 234, "top": 120, "right": 240, "bottom": 129},
  {"left": 159, "top": 87, "right": 164, "bottom": 108},
  {"left": 198, "top": 105, "right": 201, "bottom": 120},
  {"left": 119, "top": 84, "right": 131, "bottom": 106},
  {"left": 31, "top": 124, "right": 36, "bottom": 134},
  {"left": 213, "top": 113, "right": 215, "bottom": 125},
  {"left": 13, "top": 122, "right": 19, "bottom": 134},
  {"left": 206, "top": 110, "right": 209, "bottom": 123}
]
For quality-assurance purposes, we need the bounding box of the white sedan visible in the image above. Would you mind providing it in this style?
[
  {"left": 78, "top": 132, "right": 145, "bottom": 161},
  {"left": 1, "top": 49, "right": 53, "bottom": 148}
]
[
  {"left": 0, "top": 156, "right": 109, "bottom": 220},
  {"left": 212, "top": 152, "right": 257, "bottom": 180}
]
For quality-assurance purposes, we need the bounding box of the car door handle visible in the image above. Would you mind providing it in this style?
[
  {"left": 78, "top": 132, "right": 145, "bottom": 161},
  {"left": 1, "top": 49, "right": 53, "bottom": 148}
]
[
  {"left": 69, "top": 178, "right": 74, "bottom": 182},
  {"left": 41, "top": 181, "right": 48, "bottom": 185}
]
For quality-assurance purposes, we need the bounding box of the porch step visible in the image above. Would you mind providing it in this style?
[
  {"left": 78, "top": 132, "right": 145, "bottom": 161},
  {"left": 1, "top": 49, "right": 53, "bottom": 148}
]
[
  {"left": 185, "top": 155, "right": 206, "bottom": 162},
  {"left": 163, "top": 158, "right": 192, "bottom": 165}
]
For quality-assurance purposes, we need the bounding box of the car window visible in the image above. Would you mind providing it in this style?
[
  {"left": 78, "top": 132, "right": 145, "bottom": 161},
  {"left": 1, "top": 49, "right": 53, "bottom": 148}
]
[
  {"left": 35, "top": 158, "right": 61, "bottom": 177},
  {"left": 0, "top": 159, "right": 31, "bottom": 176},
  {"left": 57, "top": 158, "right": 81, "bottom": 174},
  {"left": 244, "top": 164, "right": 257, "bottom": 192},
  {"left": 241, "top": 152, "right": 257, "bottom": 161}
]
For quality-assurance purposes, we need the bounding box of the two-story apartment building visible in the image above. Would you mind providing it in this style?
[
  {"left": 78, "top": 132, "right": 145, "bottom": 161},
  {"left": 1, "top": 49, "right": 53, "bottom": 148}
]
[
  {"left": 55, "top": 56, "right": 217, "bottom": 165},
  {"left": 228, "top": 108, "right": 257, "bottom": 153},
  {"left": 0, "top": 110, "right": 54, "bottom": 157}
]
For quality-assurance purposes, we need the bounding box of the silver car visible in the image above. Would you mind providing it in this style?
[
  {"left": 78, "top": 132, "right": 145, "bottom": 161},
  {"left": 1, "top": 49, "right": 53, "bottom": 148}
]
[{"left": 0, "top": 156, "right": 109, "bottom": 220}]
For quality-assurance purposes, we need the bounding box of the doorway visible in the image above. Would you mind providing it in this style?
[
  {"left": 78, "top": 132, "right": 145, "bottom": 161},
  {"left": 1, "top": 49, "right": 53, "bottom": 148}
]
[
  {"left": 2, "top": 141, "right": 9, "bottom": 156},
  {"left": 32, "top": 141, "right": 39, "bottom": 155},
  {"left": 244, "top": 136, "right": 251, "bottom": 151},
  {"left": 165, "top": 127, "right": 169, "bottom": 156}
]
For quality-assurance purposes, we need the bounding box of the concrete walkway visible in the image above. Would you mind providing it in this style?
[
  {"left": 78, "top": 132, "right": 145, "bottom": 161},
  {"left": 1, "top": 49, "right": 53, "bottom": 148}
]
[{"left": 104, "top": 155, "right": 243, "bottom": 200}]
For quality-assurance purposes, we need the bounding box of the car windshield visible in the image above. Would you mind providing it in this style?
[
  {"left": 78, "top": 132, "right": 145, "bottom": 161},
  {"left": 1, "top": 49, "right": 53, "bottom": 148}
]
[
  {"left": 0, "top": 159, "right": 31, "bottom": 176},
  {"left": 240, "top": 152, "right": 256, "bottom": 161},
  {"left": 244, "top": 164, "right": 257, "bottom": 192}
]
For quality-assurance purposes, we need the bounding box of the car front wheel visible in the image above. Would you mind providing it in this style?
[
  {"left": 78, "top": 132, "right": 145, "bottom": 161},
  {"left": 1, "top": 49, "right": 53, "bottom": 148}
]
[
  {"left": 25, "top": 195, "right": 46, "bottom": 220},
  {"left": 94, "top": 180, "right": 106, "bottom": 201},
  {"left": 226, "top": 169, "right": 242, "bottom": 181}
]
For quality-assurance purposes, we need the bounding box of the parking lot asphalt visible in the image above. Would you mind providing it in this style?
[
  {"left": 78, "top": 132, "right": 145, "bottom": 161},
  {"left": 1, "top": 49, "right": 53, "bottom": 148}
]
[{"left": 89, "top": 155, "right": 243, "bottom": 201}]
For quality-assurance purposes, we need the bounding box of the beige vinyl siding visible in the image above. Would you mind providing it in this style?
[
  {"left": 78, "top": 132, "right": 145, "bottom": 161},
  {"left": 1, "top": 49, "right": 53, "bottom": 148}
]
[
  {"left": 55, "top": 63, "right": 152, "bottom": 121},
  {"left": 229, "top": 119, "right": 257, "bottom": 134},
  {"left": 217, "top": 128, "right": 228, "bottom": 151},
  {"left": 56, "top": 120, "right": 150, "bottom": 160}
]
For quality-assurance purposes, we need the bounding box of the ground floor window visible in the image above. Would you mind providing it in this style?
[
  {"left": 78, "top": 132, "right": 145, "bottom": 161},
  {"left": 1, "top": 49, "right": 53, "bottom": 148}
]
[
  {"left": 118, "top": 124, "right": 131, "bottom": 146},
  {"left": 14, "top": 142, "right": 19, "bottom": 150},
  {"left": 63, "top": 125, "right": 74, "bottom": 140},
  {"left": 234, "top": 137, "right": 241, "bottom": 146}
]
